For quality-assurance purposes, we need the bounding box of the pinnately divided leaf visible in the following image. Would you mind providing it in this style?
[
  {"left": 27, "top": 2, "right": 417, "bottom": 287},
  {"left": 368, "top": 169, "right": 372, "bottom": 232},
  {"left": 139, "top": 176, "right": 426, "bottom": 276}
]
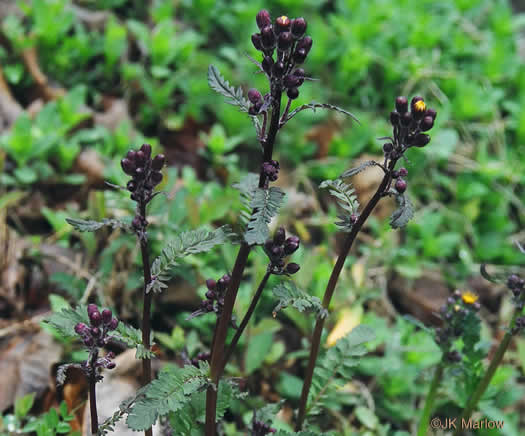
[
  {"left": 43, "top": 305, "right": 89, "bottom": 338},
  {"left": 233, "top": 173, "right": 260, "bottom": 227},
  {"left": 245, "top": 187, "right": 286, "bottom": 245},
  {"left": 109, "top": 323, "right": 155, "bottom": 359},
  {"left": 208, "top": 65, "right": 250, "bottom": 112},
  {"left": 319, "top": 179, "right": 359, "bottom": 231},
  {"left": 126, "top": 363, "right": 210, "bottom": 431},
  {"left": 147, "top": 225, "right": 233, "bottom": 293},
  {"left": 272, "top": 282, "right": 327, "bottom": 319},
  {"left": 307, "top": 325, "right": 375, "bottom": 417},
  {"left": 389, "top": 193, "right": 414, "bottom": 229},
  {"left": 66, "top": 217, "right": 130, "bottom": 232},
  {"left": 285, "top": 102, "right": 359, "bottom": 124},
  {"left": 340, "top": 160, "right": 381, "bottom": 178}
]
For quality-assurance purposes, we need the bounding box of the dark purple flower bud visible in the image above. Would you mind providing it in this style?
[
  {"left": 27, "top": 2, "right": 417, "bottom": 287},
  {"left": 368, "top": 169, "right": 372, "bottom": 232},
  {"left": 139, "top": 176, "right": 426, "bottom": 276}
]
[
  {"left": 127, "top": 180, "right": 136, "bottom": 192},
  {"left": 151, "top": 171, "right": 163, "bottom": 185},
  {"left": 75, "top": 322, "right": 88, "bottom": 335},
  {"left": 264, "top": 239, "right": 274, "bottom": 254},
  {"left": 425, "top": 108, "right": 437, "bottom": 121},
  {"left": 296, "top": 36, "right": 313, "bottom": 54},
  {"left": 390, "top": 111, "right": 400, "bottom": 125},
  {"left": 271, "top": 245, "right": 283, "bottom": 259},
  {"left": 293, "top": 48, "right": 307, "bottom": 64},
  {"left": 108, "top": 318, "right": 119, "bottom": 331},
  {"left": 135, "top": 167, "right": 145, "bottom": 178},
  {"left": 262, "top": 56, "right": 274, "bottom": 74},
  {"left": 291, "top": 18, "right": 307, "bottom": 38},
  {"left": 275, "top": 15, "right": 291, "bottom": 33},
  {"left": 278, "top": 32, "right": 293, "bottom": 51},
  {"left": 400, "top": 112, "right": 412, "bottom": 126},
  {"left": 121, "top": 158, "right": 135, "bottom": 175},
  {"left": 392, "top": 170, "right": 399, "bottom": 179},
  {"left": 274, "top": 227, "right": 286, "bottom": 245},
  {"left": 395, "top": 96, "right": 408, "bottom": 113},
  {"left": 89, "top": 310, "right": 102, "bottom": 326},
  {"left": 102, "top": 309, "right": 112, "bottom": 324},
  {"left": 283, "top": 239, "right": 299, "bottom": 255},
  {"left": 106, "top": 361, "right": 116, "bottom": 369},
  {"left": 206, "top": 300, "right": 214, "bottom": 312},
  {"left": 285, "top": 263, "right": 300, "bottom": 274},
  {"left": 261, "top": 26, "right": 275, "bottom": 49},
  {"left": 287, "top": 87, "right": 299, "bottom": 100},
  {"left": 398, "top": 167, "right": 408, "bottom": 177},
  {"left": 350, "top": 213, "right": 358, "bottom": 224},
  {"left": 420, "top": 116, "right": 434, "bottom": 132},
  {"left": 140, "top": 144, "right": 152, "bottom": 159},
  {"left": 256, "top": 10, "right": 271, "bottom": 30},
  {"left": 284, "top": 74, "right": 300, "bottom": 88},
  {"left": 383, "top": 142, "right": 393, "bottom": 153},
  {"left": 412, "top": 133, "right": 431, "bottom": 147},
  {"left": 152, "top": 154, "right": 165, "bottom": 171},
  {"left": 251, "top": 33, "right": 263, "bottom": 51},
  {"left": 395, "top": 179, "right": 407, "bottom": 193},
  {"left": 221, "top": 274, "right": 231, "bottom": 285},
  {"left": 248, "top": 88, "right": 262, "bottom": 104},
  {"left": 91, "top": 327, "right": 100, "bottom": 336},
  {"left": 206, "top": 279, "right": 217, "bottom": 290},
  {"left": 272, "top": 61, "right": 285, "bottom": 77},
  {"left": 126, "top": 150, "right": 137, "bottom": 161},
  {"left": 88, "top": 304, "right": 98, "bottom": 316},
  {"left": 136, "top": 150, "right": 146, "bottom": 166},
  {"left": 206, "top": 290, "right": 215, "bottom": 300},
  {"left": 84, "top": 336, "right": 94, "bottom": 347},
  {"left": 411, "top": 96, "right": 426, "bottom": 119},
  {"left": 508, "top": 274, "right": 522, "bottom": 289}
]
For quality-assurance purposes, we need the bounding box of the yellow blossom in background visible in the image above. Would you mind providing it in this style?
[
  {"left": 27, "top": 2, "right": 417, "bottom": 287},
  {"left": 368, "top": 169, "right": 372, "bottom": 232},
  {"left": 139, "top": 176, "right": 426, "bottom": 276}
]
[{"left": 461, "top": 291, "right": 478, "bottom": 305}]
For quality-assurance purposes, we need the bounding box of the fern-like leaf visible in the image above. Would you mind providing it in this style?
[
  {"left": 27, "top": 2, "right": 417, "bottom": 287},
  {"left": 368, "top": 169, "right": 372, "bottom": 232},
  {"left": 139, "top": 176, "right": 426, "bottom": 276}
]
[
  {"left": 98, "top": 387, "right": 147, "bottom": 435},
  {"left": 43, "top": 305, "right": 89, "bottom": 338},
  {"left": 319, "top": 179, "right": 359, "bottom": 231},
  {"left": 109, "top": 323, "right": 154, "bottom": 359},
  {"left": 148, "top": 225, "right": 233, "bottom": 293},
  {"left": 126, "top": 363, "right": 210, "bottom": 431},
  {"left": 389, "top": 193, "right": 414, "bottom": 229},
  {"left": 285, "top": 102, "right": 359, "bottom": 124},
  {"left": 272, "top": 282, "right": 327, "bottom": 319},
  {"left": 66, "top": 217, "right": 130, "bottom": 233},
  {"left": 245, "top": 187, "right": 286, "bottom": 245},
  {"left": 307, "top": 325, "right": 375, "bottom": 417},
  {"left": 340, "top": 160, "right": 381, "bottom": 178},
  {"left": 233, "top": 173, "right": 260, "bottom": 227},
  {"left": 208, "top": 65, "right": 250, "bottom": 112}
]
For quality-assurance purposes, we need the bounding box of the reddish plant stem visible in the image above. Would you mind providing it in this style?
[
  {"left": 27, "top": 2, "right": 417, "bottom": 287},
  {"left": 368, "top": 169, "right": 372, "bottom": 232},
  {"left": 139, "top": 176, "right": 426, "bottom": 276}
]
[
  {"left": 205, "top": 88, "right": 283, "bottom": 436},
  {"left": 138, "top": 202, "right": 153, "bottom": 436},
  {"left": 295, "top": 161, "right": 394, "bottom": 430},
  {"left": 220, "top": 271, "right": 271, "bottom": 372},
  {"left": 88, "top": 350, "right": 99, "bottom": 435}
]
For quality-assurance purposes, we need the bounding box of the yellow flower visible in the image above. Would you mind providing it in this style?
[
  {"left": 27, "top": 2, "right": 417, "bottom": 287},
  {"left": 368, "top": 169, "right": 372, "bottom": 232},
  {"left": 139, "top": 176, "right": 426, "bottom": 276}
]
[
  {"left": 414, "top": 100, "right": 426, "bottom": 112},
  {"left": 461, "top": 291, "right": 478, "bottom": 305}
]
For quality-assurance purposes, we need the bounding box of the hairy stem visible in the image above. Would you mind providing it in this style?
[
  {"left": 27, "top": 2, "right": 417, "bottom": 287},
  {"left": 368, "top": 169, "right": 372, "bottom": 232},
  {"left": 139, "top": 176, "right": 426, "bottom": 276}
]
[
  {"left": 295, "top": 163, "right": 394, "bottom": 430},
  {"left": 453, "top": 309, "right": 521, "bottom": 435},
  {"left": 88, "top": 350, "right": 99, "bottom": 435},
  {"left": 138, "top": 202, "right": 153, "bottom": 436},
  {"left": 417, "top": 361, "right": 445, "bottom": 436},
  {"left": 221, "top": 271, "right": 271, "bottom": 372},
  {"left": 205, "top": 88, "right": 283, "bottom": 436}
]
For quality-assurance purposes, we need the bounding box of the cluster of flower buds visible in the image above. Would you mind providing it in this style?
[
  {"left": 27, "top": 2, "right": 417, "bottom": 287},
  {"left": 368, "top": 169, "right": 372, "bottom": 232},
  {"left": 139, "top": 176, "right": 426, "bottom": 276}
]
[
  {"left": 251, "top": 10, "right": 312, "bottom": 102},
  {"left": 391, "top": 167, "right": 408, "bottom": 194},
  {"left": 75, "top": 304, "right": 119, "bottom": 348},
  {"left": 190, "top": 351, "right": 211, "bottom": 367},
  {"left": 435, "top": 290, "right": 480, "bottom": 361},
  {"left": 252, "top": 419, "right": 276, "bottom": 436},
  {"left": 384, "top": 96, "right": 437, "bottom": 159},
  {"left": 189, "top": 274, "right": 232, "bottom": 319},
  {"left": 263, "top": 227, "right": 300, "bottom": 275},
  {"left": 261, "top": 160, "right": 280, "bottom": 182},
  {"left": 74, "top": 305, "right": 119, "bottom": 376},
  {"left": 507, "top": 274, "right": 524, "bottom": 299},
  {"left": 120, "top": 144, "right": 165, "bottom": 207}
]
